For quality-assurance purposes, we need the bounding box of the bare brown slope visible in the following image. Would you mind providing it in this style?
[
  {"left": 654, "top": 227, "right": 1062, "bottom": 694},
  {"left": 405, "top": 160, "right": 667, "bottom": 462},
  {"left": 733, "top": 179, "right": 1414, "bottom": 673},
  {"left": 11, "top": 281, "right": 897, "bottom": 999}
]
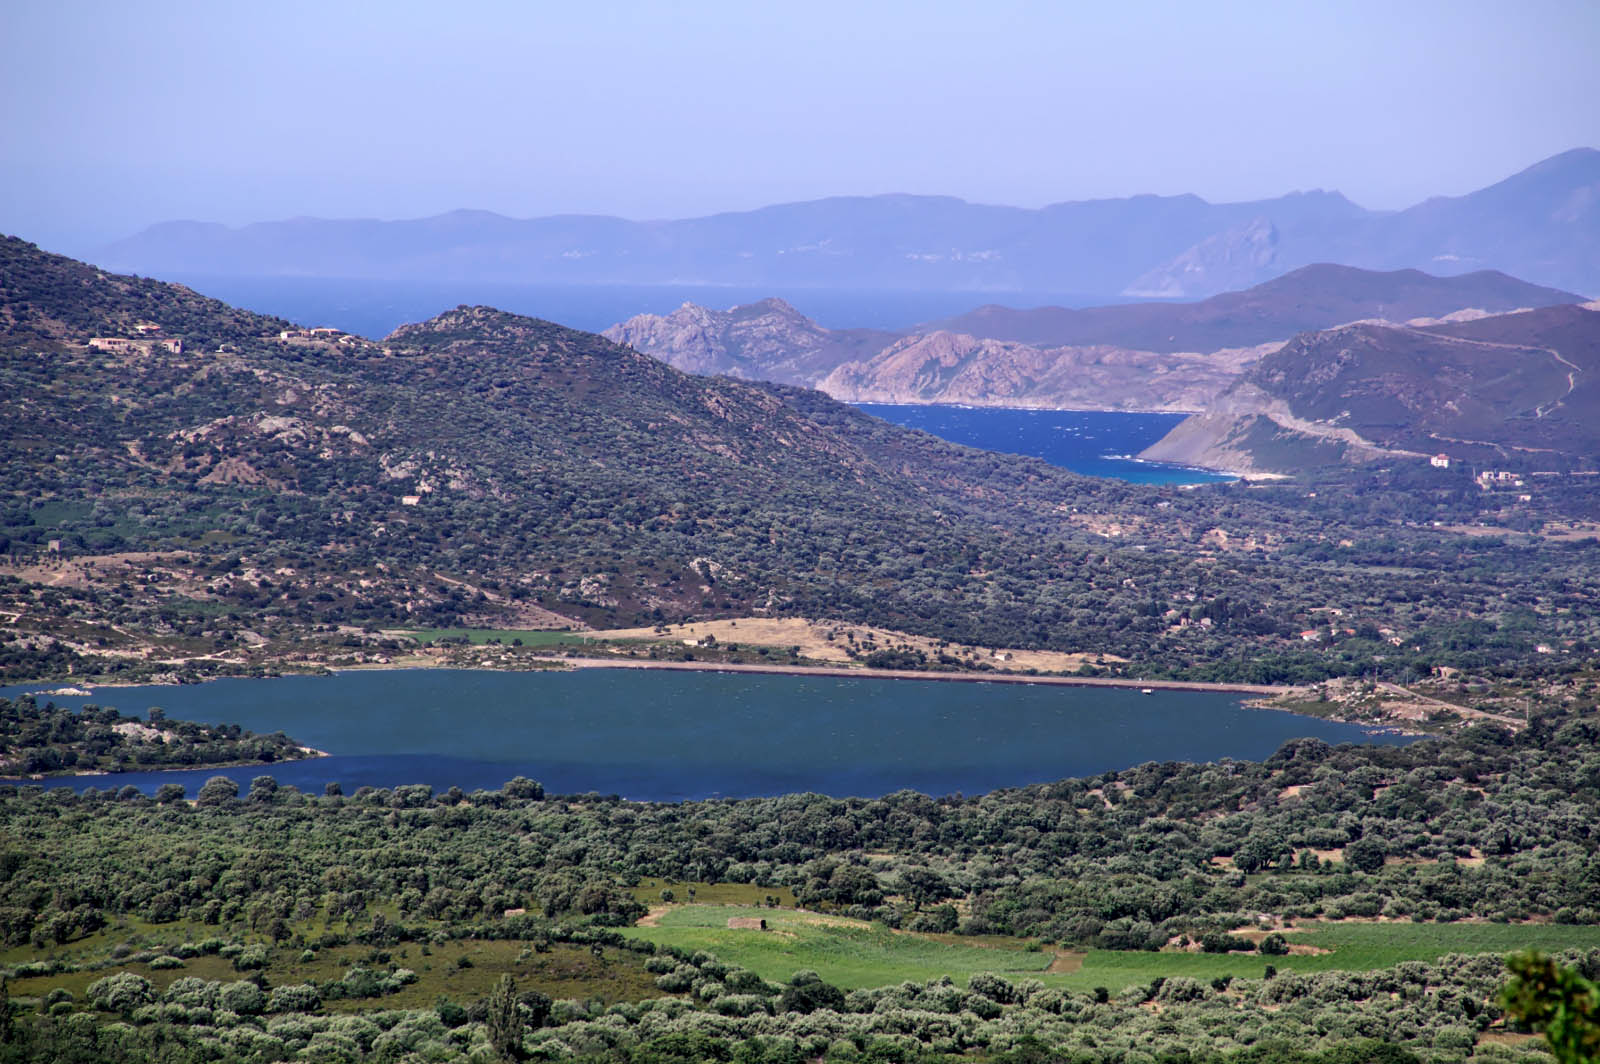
[
  {"left": 817, "top": 331, "right": 1271, "bottom": 412},
  {"left": 935, "top": 264, "right": 1584, "bottom": 353},
  {"left": 1141, "top": 305, "right": 1600, "bottom": 473}
]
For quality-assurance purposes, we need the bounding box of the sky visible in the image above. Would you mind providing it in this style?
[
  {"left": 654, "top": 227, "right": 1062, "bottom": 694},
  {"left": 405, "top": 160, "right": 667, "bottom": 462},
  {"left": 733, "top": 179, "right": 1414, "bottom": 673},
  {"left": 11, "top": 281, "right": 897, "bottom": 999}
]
[{"left": 3, "top": 0, "right": 1598, "bottom": 254}]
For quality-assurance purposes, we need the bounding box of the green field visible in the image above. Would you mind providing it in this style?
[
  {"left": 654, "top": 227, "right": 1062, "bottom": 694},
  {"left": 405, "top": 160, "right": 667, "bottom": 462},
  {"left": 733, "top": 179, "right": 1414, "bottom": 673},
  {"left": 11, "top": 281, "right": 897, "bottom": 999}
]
[
  {"left": 623, "top": 907, "right": 1600, "bottom": 992},
  {"left": 620, "top": 906, "right": 1057, "bottom": 990},
  {"left": 1066, "top": 921, "right": 1600, "bottom": 992}
]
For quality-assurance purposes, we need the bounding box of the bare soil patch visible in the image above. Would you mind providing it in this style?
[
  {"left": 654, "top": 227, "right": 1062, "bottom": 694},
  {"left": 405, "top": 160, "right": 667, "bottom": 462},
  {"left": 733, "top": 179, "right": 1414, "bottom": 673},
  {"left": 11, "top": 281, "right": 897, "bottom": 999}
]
[{"left": 1047, "top": 952, "right": 1086, "bottom": 973}]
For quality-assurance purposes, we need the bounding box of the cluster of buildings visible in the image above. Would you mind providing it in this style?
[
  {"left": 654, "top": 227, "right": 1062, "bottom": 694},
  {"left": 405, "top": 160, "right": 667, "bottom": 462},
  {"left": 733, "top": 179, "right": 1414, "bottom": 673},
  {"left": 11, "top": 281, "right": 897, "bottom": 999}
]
[
  {"left": 278, "top": 327, "right": 361, "bottom": 347},
  {"left": 89, "top": 322, "right": 183, "bottom": 355}
]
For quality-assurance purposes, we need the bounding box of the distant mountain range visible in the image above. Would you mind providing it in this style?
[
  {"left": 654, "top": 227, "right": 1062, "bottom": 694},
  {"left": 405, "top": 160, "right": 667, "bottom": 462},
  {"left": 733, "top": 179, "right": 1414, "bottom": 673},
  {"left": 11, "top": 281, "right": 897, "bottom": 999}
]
[
  {"left": 605, "top": 265, "right": 1585, "bottom": 412},
  {"left": 1141, "top": 302, "right": 1600, "bottom": 474},
  {"left": 95, "top": 149, "right": 1600, "bottom": 298}
]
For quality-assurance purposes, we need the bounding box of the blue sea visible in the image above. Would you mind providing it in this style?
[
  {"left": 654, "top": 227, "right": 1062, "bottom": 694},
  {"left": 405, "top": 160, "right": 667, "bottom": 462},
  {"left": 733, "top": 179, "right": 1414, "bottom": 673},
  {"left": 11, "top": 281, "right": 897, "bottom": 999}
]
[
  {"left": 858, "top": 403, "right": 1230, "bottom": 485},
  {"left": 165, "top": 275, "right": 1129, "bottom": 337}
]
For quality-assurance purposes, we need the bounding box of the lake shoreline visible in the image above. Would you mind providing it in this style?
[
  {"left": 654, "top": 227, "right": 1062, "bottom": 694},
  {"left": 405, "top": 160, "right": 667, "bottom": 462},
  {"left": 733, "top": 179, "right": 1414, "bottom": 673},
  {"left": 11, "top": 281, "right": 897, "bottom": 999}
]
[
  {"left": 0, "top": 746, "right": 330, "bottom": 784},
  {"left": 550, "top": 655, "right": 1293, "bottom": 696},
  {"left": 15, "top": 655, "right": 1294, "bottom": 698}
]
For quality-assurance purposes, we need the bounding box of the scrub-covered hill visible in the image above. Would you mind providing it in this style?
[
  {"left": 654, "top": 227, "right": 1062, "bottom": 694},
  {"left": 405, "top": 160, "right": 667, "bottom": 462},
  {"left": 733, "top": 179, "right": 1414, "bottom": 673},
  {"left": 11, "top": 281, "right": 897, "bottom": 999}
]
[{"left": 4, "top": 235, "right": 1600, "bottom": 687}]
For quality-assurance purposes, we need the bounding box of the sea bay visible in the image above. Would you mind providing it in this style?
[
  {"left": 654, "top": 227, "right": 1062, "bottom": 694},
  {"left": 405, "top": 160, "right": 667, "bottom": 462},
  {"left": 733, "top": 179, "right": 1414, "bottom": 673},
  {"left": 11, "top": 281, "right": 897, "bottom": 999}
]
[{"left": 857, "top": 403, "right": 1232, "bottom": 485}]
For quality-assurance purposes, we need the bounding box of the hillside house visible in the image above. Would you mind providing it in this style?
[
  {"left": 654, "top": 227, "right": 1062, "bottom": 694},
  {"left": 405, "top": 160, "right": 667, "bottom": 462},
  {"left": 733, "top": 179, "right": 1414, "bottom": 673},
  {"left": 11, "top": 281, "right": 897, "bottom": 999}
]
[
  {"left": 727, "top": 917, "right": 767, "bottom": 930},
  {"left": 90, "top": 336, "right": 182, "bottom": 355},
  {"left": 1430, "top": 454, "right": 1451, "bottom": 469},
  {"left": 401, "top": 495, "right": 422, "bottom": 506},
  {"left": 279, "top": 327, "right": 345, "bottom": 342}
]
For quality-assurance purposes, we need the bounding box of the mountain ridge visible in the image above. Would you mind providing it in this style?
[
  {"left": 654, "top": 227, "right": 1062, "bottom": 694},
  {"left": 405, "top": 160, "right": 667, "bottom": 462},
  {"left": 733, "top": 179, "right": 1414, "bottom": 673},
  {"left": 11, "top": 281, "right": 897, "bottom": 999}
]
[{"left": 92, "top": 149, "right": 1600, "bottom": 297}]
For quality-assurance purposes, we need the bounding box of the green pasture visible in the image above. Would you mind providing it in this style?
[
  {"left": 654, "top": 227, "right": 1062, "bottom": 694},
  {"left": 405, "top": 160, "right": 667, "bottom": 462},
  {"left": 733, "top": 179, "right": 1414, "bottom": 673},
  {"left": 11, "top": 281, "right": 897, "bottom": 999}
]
[
  {"left": 624, "top": 907, "right": 1600, "bottom": 993},
  {"left": 620, "top": 906, "right": 1056, "bottom": 990},
  {"left": 1064, "top": 921, "right": 1600, "bottom": 992}
]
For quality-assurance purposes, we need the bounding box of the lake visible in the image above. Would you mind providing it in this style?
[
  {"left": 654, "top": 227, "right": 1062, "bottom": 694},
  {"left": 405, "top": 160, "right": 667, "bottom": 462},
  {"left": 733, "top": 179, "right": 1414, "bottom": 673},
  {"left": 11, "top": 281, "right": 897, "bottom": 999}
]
[
  {"left": 6, "top": 669, "right": 1406, "bottom": 801},
  {"left": 858, "top": 403, "right": 1232, "bottom": 485}
]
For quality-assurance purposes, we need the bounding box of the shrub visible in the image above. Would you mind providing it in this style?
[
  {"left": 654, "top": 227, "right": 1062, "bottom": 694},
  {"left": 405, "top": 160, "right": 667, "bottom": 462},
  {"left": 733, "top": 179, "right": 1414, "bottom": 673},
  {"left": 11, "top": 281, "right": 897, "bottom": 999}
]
[
  {"left": 268, "top": 983, "right": 323, "bottom": 1013},
  {"left": 233, "top": 944, "right": 269, "bottom": 971},
  {"left": 1157, "top": 977, "right": 1207, "bottom": 1003},
  {"left": 196, "top": 776, "right": 239, "bottom": 806},
  {"left": 165, "top": 978, "right": 219, "bottom": 1008},
  {"left": 220, "top": 979, "right": 265, "bottom": 1015},
  {"left": 1260, "top": 933, "right": 1290, "bottom": 956},
  {"left": 87, "top": 972, "right": 155, "bottom": 1013}
]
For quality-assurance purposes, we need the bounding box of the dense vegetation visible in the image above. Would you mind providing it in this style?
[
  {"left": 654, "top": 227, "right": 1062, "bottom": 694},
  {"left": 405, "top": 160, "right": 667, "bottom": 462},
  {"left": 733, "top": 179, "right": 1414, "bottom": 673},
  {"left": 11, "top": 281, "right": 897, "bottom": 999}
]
[
  {"left": 0, "top": 712, "right": 1596, "bottom": 1059},
  {"left": 6, "top": 714, "right": 1596, "bottom": 950},
  {"left": 0, "top": 694, "right": 312, "bottom": 776}
]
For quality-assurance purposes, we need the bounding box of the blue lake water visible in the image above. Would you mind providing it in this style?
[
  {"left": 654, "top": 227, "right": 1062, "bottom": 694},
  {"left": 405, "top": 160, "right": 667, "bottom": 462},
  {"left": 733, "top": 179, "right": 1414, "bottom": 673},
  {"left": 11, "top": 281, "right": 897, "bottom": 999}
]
[
  {"left": 5, "top": 670, "right": 1406, "bottom": 801},
  {"left": 858, "top": 403, "right": 1232, "bottom": 485}
]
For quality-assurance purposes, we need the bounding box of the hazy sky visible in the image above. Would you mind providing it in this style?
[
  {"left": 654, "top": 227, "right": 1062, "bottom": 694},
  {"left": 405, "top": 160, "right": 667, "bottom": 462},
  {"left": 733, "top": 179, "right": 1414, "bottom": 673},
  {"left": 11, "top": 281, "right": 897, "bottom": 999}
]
[{"left": 4, "top": 0, "right": 1597, "bottom": 253}]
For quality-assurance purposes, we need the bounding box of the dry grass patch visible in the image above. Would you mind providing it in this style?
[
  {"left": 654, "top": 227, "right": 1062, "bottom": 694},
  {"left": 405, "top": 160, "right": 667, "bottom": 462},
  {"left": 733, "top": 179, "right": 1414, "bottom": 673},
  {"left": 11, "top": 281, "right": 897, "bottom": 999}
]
[{"left": 588, "top": 616, "right": 1117, "bottom": 673}]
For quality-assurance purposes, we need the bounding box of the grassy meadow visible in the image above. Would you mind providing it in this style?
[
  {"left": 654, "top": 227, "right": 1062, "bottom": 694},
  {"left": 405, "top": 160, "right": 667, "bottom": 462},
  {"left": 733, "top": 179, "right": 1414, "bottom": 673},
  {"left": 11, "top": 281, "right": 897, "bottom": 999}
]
[{"left": 622, "top": 905, "right": 1600, "bottom": 992}]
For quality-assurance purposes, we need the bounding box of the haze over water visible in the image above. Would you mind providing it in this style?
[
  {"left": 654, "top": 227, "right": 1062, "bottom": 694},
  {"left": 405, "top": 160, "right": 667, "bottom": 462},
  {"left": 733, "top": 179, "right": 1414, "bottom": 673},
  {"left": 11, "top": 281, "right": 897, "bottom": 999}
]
[{"left": 7, "top": 670, "right": 1407, "bottom": 801}]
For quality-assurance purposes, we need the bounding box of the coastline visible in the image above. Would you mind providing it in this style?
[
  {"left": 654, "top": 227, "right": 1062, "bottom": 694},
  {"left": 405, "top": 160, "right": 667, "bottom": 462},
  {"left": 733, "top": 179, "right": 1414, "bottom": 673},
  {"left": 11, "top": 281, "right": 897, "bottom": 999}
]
[{"left": 850, "top": 399, "right": 1206, "bottom": 417}]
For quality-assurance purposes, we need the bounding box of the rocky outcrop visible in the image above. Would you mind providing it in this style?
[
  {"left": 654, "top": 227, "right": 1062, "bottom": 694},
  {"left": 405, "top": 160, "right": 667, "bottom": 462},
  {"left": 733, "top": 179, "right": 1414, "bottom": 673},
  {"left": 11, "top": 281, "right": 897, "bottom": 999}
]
[
  {"left": 818, "top": 332, "right": 1276, "bottom": 412},
  {"left": 602, "top": 298, "right": 891, "bottom": 385}
]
